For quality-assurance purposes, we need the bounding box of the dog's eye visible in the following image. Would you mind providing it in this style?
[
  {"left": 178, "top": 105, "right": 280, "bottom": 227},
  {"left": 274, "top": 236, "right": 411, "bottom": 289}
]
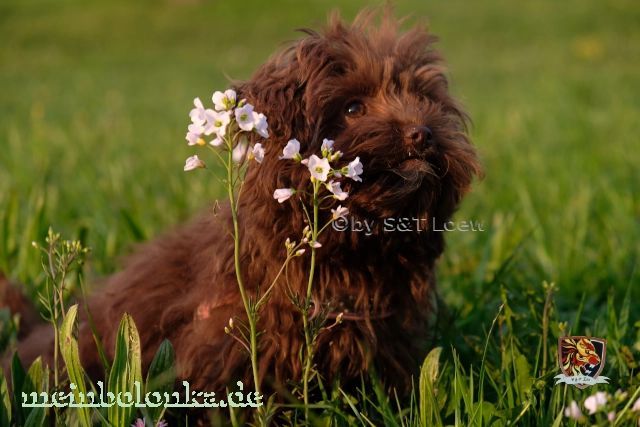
[{"left": 345, "top": 101, "right": 366, "bottom": 118}]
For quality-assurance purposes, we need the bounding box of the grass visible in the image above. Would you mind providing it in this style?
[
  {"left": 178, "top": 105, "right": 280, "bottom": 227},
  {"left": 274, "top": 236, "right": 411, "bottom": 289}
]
[{"left": 1, "top": 0, "right": 639, "bottom": 425}]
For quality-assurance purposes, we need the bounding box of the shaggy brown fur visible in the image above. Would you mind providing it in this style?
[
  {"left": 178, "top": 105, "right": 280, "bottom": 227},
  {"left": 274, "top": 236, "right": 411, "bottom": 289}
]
[{"left": 4, "top": 6, "right": 481, "bottom": 411}]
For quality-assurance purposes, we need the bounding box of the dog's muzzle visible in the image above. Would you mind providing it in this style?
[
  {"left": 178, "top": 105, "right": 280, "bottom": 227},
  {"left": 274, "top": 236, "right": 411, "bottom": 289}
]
[{"left": 404, "top": 125, "right": 433, "bottom": 150}]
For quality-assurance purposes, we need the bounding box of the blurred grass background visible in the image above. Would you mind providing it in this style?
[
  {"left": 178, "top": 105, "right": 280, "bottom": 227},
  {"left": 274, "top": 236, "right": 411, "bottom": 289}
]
[{"left": 0, "top": 0, "right": 638, "bottom": 320}]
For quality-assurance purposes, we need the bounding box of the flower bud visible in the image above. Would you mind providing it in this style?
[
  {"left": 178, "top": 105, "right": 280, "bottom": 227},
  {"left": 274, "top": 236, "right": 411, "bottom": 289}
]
[
  {"left": 615, "top": 389, "right": 628, "bottom": 401},
  {"left": 336, "top": 313, "right": 343, "bottom": 323},
  {"left": 225, "top": 327, "right": 231, "bottom": 334}
]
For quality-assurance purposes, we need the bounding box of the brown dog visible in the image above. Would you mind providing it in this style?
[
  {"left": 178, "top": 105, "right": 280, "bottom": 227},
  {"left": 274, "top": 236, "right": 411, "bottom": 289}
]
[{"left": 6, "top": 7, "right": 481, "bottom": 401}]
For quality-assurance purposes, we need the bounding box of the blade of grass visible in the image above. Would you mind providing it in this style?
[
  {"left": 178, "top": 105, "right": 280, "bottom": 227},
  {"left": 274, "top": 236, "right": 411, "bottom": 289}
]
[
  {"left": 477, "top": 305, "right": 503, "bottom": 425},
  {"left": 568, "top": 292, "right": 587, "bottom": 336},
  {"left": 613, "top": 385, "right": 640, "bottom": 426},
  {"left": 617, "top": 261, "right": 636, "bottom": 340},
  {"left": 339, "top": 389, "right": 367, "bottom": 427},
  {"left": 79, "top": 274, "right": 111, "bottom": 379}
]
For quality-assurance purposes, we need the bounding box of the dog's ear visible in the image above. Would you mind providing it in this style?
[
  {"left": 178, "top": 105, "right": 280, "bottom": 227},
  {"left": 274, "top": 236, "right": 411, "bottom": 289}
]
[{"left": 232, "top": 31, "right": 336, "bottom": 151}]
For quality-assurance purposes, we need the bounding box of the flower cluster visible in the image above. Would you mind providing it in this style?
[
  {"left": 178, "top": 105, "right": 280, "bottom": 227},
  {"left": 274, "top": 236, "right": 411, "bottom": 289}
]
[
  {"left": 279, "top": 227, "right": 324, "bottom": 254},
  {"left": 183, "top": 89, "right": 268, "bottom": 171},
  {"left": 272, "top": 138, "right": 362, "bottom": 251},
  {"left": 273, "top": 138, "right": 363, "bottom": 203},
  {"left": 565, "top": 390, "right": 640, "bottom": 425}
]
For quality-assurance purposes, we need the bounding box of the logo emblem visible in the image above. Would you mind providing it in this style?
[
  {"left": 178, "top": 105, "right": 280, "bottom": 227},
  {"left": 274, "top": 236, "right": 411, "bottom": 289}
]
[{"left": 555, "top": 336, "right": 609, "bottom": 389}]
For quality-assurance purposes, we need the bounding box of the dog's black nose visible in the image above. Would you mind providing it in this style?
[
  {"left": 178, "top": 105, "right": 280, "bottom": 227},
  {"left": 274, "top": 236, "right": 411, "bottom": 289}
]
[{"left": 404, "top": 125, "right": 433, "bottom": 148}]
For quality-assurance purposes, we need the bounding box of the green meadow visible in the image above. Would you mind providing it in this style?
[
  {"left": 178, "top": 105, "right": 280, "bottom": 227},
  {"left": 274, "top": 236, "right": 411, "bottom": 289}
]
[{"left": 1, "top": 0, "right": 639, "bottom": 426}]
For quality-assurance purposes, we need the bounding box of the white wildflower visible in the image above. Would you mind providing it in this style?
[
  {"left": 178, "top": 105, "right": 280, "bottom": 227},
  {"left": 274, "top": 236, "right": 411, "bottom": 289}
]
[
  {"left": 232, "top": 143, "right": 248, "bottom": 163},
  {"left": 204, "top": 110, "right": 231, "bottom": 136},
  {"left": 184, "top": 155, "right": 205, "bottom": 171},
  {"left": 331, "top": 205, "right": 349, "bottom": 219},
  {"left": 308, "top": 154, "right": 331, "bottom": 182},
  {"left": 235, "top": 104, "right": 255, "bottom": 131},
  {"left": 279, "top": 139, "right": 301, "bottom": 161},
  {"left": 584, "top": 392, "right": 608, "bottom": 415},
  {"left": 273, "top": 188, "right": 294, "bottom": 203},
  {"left": 248, "top": 143, "right": 265, "bottom": 163},
  {"left": 564, "top": 401, "right": 583, "bottom": 420},
  {"left": 189, "top": 98, "right": 207, "bottom": 125},
  {"left": 252, "top": 112, "right": 269, "bottom": 138},
  {"left": 345, "top": 156, "right": 363, "bottom": 182},
  {"left": 212, "top": 90, "right": 237, "bottom": 111},
  {"left": 327, "top": 180, "right": 348, "bottom": 200}
]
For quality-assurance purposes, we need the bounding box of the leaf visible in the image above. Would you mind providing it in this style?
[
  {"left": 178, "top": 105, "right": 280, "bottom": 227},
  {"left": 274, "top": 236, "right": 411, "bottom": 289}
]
[
  {"left": 145, "top": 340, "right": 176, "bottom": 424},
  {"left": 11, "top": 350, "right": 26, "bottom": 426},
  {"left": 59, "top": 304, "right": 92, "bottom": 427},
  {"left": 419, "top": 347, "right": 443, "bottom": 427},
  {"left": 514, "top": 354, "right": 533, "bottom": 402},
  {"left": 21, "top": 357, "right": 43, "bottom": 420},
  {"left": 23, "top": 366, "right": 48, "bottom": 427},
  {"left": 108, "top": 313, "right": 142, "bottom": 427},
  {"left": 23, "top": 403, "right": 46, "bottom": 427},
  {"left": 0, "top": 367, "right": 11, "bottom": 427}
]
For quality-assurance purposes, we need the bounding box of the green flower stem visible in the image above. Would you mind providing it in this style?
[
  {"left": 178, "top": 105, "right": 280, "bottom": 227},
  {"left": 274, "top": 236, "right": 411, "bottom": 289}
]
[
  {"left": 225, "top": 137, "right": 261, "bottom": 396},
  {"left": 46, "top": 243, "right": 61, "bottom": 388},
  {"left": 302, "top": 180, "right": 320, "bottom": 419},
  {"left": 318, "top": 218, "right": 335, "bottom": 235},
  {"left": 53, "top": 289, "right": 60, "bottom": 388}
]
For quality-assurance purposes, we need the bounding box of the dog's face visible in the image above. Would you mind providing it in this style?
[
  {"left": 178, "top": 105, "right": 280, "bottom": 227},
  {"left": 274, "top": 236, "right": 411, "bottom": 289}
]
[{"left": 239, "top": 9, "right": 481, "bottom": 223}]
